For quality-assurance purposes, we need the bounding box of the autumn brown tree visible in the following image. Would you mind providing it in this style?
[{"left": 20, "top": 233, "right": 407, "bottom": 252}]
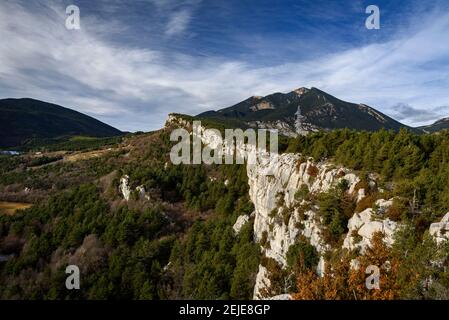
[{"left": 293, "top": 232, "right": 400, "bottom": 300}]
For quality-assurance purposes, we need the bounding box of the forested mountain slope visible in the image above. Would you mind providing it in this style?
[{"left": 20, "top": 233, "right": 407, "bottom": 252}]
[{"left": 0, "top": 98, "right": 122, "bottom": 148}]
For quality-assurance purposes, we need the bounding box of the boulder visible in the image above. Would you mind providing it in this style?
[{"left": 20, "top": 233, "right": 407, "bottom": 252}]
[
  {"left": 430, "top": 212, "right": 449, "bottom": 244},
  {"left": 119, "top": 175, "right": 131, "bottom": 201},
  {"left": 233, "top": 215, "right": 250, "bottom": 234},
  {"left": 343, "top": 199, "right": 399, "bottom": 253}
]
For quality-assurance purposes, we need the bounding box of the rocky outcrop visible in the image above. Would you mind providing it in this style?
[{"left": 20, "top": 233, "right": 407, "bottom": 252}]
[
  {"left": 136, "top": 185, "right": 150, "bottom": 201},
  {"left": 343, "top": 199, "right": 399, "bottom": 253},
  {"left": 119, "top": 175, "right": 150, "bottom": 201},
  {"left": 233, "top": 215, "right": 250, "bottom": 235},
  {"left": 119, "top": 175, "right": 131, "bottom": 201},
  {"left": 247, "top": 153, "right": 362, "bottom": 299},
  {"left": 430, "top": 213, "right": 449, "bottom": 244},
  {"left": 166, "top": 114, "right": 191, "bottom": 129},
  {"left": 247, "top": 120, "right": 297, "bottom": 137},
  {"left": 295, "top": 105, "right": 320, "bottom": 135},
  {"left": 253, "top": 265, "right": 270, "bottom": 299}
]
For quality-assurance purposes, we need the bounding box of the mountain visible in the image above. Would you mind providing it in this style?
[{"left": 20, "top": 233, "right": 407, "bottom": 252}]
[
  {"left": 197, "top": 87, "right": 412, "bottom": 136},
  {"left": 418, "top": 117, "right": 449, "bottom": 133},
  {"left": 0, "top": 98, "right": 123, "bottom": 148}
]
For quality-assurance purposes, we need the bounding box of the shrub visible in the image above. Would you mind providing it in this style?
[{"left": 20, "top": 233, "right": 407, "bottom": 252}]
[
  {"left": 353, "top": 179, "right": 369, "bottom": 194},
  {"left": 259, "top": 256, "right": 286, "bottom": 298},
  {"left": 351, "top": 229, "right": 363, "bottom": 244},
  {"left": 282, "top": 206, "right": 294, "bottom": 226},
  {"left": 295, "top": 221, "right": 305, "bottom": 230},
  {"left": 269, "top": 208, "right": 278, "bottom": 219},
  {"left": 286, "top": 237, "right": 319, "bottom": 272},
  {"left": 355, "top": 194, "right": 377, "bottom": 213},
  {"left": 260, "top": 231, "right": 268, "bottom": 248},
  {"left": 275, "top": 191, "right": 285, "bottom": 207},
  {"left": 386, "top": 198, "right": 408, "bottom": 221},
  {"left": 295, "top": 156, "right": 307, "bottom": 172},
  {"left": 307, "top": 165, "right": 319, "bottom": 178},
  {"left": 294, "top": 185, "right": 310, "bottom": 202}
]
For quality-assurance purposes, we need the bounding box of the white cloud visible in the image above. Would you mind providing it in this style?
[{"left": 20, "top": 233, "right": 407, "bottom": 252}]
[
  {"left": 387, "top": 103, "right": 449, "bottom": 125},
  {"left": 0, "top": 1, "right": 448, "bottom": 131},
  {"left": 145, "top": 0, "right": 200, "bottom": 37},
  {"left": 165, "top": 9, "right": 192, "bottom": 36}
]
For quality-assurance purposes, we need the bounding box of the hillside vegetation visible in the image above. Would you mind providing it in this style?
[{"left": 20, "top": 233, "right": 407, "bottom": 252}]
[
  {"left": 0, "top": 98, "right": 123, "bottom": 148},
  {"left": 0, "top": 123, "right": 448, "bottom": 299}
]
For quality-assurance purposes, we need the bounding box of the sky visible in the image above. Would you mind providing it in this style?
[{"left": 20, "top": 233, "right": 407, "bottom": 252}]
[{"left": 1, "top": 0, "right": 449, "bottom": 132}]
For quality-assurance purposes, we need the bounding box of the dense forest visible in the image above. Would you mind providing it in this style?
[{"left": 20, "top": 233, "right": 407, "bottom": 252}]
[
  {"left": 285, "top": 128, "right": 449, "bottom": 299},
  {"left": 287, "top": 128, "right": 449, "bottom": 226},
  {"left": 0, "top": 130, "right": 259, "bottom": 299}
]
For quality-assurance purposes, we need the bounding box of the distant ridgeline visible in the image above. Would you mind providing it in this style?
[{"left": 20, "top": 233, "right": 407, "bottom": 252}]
[{"left": 0, "top": 98, "right": 123, "bottom": 149}]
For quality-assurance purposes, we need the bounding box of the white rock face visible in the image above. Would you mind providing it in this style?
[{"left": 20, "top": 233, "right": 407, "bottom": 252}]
[
  {"left": 136, "top": 185, "right": 150, "bottom": 201},
  {"left": 253, "top": 265, "right": 270, "bottom": 300},
  {"left": 120, "top": 176, "right": 150, "bottom": 201},
  {"left": 166, "top": 114, "right": 191, "bottom": 128},
  {"left": 294, "top": 105, "right": 320, "bottom": 136},
  {"left": 247, "top": 153, "right": 361, "bottom": 298},
  {"left": 233, "top": 215, "right": 250, "bottom": 235},
  {"left": 136, "top": 185, "right": 145, "bottom": 198},
  {"left": 343, "top": 199, "right": 399, "bottom": 253},
  {"left": 357, "top": 188, "right": 366, "bottom": 202},
  {"left": 265, "top": 294, "right": 292, "bottom": 300},
  {"left": 430, "top": 212, "right": 449, "bottom": 244},
  {"left": 347, "top": 173, "right": 361, "bottom": 194},
  {"left": 375, "top": 199, "right": 394, "bottom": 214},
  {"left": 247, "top": 120, "right": 298, "bottom": 137},
  {"left": 119, "top": 175, "right": 131, "bottom": 201}
]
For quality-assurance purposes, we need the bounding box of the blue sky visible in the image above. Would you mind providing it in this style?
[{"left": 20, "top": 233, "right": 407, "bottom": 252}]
[{"left": 1, "top": 0, "right": 449, "bottom": 131}]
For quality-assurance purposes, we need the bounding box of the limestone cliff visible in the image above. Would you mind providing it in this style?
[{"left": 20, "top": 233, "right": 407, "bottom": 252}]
[
  {"left": 430, "top": 213, "right": 449, "bottom": 244},
  {"left": 164, "top": 114, "right": 447, "bottom": 300},
  {"left": 247, "top": 154, "right": 360, "bottom": 298}
]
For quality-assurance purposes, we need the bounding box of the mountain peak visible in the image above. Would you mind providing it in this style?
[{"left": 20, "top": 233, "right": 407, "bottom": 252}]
[
  {"left": 197, "top": 87, "right": 414, "bottom": 136},
  {"left": 292, "top": 87, "right": 310, "bottom": 96}
]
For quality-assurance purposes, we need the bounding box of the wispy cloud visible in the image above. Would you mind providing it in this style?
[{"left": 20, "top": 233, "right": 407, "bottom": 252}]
[
  {"left": 165, "top": 9, "right": 192, "bottom": 36},
  {"left": 387, "top": 104, "right": 449, "bottom": 125},
  {"left": 0, "top": 1, "right": 448, "bottom": 131},
  {"left": 146, "top": 0, "right": 200, "bottom": 37}
]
